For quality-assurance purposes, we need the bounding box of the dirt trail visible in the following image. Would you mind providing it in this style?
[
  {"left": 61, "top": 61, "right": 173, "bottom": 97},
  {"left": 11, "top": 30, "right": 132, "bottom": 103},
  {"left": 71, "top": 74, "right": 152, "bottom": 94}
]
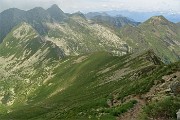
[
  {"left": 118, "top": 97, "right": 146, "bottom": 120},
  {"left": 118, "top": 71, "right": 180, "bottom": 120}
]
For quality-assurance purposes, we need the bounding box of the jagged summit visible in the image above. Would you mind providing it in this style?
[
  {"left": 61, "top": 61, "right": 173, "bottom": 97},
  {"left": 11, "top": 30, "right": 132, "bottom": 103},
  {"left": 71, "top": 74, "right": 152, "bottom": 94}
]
[
  {"left": 47, "top": 4, "right": 64, "bottom": 13},
  {"left": 47, "top": 4, "right": 67, "bottom": 22}
]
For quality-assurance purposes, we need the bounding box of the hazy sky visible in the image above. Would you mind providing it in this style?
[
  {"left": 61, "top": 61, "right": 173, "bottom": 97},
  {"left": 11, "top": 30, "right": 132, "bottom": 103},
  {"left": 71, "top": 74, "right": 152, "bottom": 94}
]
[{"left": 0, "top": 0, "right": 180, "bottom": 13}]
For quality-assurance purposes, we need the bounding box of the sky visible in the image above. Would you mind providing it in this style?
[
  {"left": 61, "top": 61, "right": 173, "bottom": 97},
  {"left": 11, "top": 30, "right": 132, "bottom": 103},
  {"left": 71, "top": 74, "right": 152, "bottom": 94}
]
[{"left": 0, "top": 0, "right": 180, "bottom": 13}]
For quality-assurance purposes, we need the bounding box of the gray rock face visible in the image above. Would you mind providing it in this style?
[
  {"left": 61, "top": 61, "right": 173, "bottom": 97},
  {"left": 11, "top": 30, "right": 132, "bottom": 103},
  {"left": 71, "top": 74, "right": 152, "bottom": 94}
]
[{"left": 171, "top": 82, "right": 180, "bottom": 95}]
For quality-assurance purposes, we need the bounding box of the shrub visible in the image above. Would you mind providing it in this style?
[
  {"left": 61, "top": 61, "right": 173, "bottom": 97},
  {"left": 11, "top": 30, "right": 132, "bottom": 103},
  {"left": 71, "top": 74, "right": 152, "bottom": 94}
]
[{"left": 142, "top": 97, "right": 180, "bottom": 119}]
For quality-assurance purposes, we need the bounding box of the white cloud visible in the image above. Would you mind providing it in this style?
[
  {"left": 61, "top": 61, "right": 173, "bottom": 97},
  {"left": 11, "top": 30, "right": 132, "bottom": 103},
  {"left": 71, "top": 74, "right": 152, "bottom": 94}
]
[{"left": 0, "top": 0, "right": 180, "bottom": 13}]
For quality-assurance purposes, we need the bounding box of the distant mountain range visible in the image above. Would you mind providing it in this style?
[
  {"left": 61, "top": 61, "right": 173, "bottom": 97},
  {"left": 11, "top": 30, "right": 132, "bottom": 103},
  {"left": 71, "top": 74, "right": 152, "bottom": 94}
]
[
  {"left": 85, "top": 12, "right": 140, "bottom": 28},
  {"left": 104, "top": 10, "right": 180, "bottom": 23}
]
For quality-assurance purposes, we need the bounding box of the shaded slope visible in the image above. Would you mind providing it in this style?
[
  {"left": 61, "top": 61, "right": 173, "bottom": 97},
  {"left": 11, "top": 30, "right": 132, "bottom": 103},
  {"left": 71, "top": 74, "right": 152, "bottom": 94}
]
[{"left": 0, "top": 8, "right": 26, "bottom": 43}]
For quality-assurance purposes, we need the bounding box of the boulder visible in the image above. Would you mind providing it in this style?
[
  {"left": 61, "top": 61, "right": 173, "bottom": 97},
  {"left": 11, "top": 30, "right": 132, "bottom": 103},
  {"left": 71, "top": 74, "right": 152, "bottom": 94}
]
[{"left": 170, "top": 82, "right": 180, "bottom": 95}]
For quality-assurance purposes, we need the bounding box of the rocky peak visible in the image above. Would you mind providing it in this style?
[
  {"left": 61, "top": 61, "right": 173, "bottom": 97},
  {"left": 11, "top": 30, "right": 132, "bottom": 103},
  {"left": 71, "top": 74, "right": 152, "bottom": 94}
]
[
  {"left": 48, "top": 4, "right": 63, "bottom": 13},
  {"left": 47, "top": 4, "right": 67, "bottom": 22}
]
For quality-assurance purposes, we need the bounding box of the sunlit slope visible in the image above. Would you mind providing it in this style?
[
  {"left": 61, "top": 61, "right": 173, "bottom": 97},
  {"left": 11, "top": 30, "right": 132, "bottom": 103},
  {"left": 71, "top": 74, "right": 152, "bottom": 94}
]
[
  {"left": 0, "top": 22, "right": 64, "bottom": 110},
  {"left": 0, "top": 50, "right": 179, "bottom": 120},
  {"left": 44, "top": 14, "right": 130, "bottom": 56}
]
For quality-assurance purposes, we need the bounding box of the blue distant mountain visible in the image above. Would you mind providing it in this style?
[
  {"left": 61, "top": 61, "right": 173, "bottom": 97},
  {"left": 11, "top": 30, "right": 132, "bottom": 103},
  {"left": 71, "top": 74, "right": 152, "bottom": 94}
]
[
  {"left": 104, "top": 10, "right": 180, "bottom": 23},
  {"left": 85, "top": 12, "right": 140, "bottom": 28}
]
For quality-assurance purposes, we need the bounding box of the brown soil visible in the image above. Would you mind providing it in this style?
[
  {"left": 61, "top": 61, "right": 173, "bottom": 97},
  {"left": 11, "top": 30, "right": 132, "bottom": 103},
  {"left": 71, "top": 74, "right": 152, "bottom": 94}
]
[{"left": 118, "top": 96, "right": 146, "bottom": 120}]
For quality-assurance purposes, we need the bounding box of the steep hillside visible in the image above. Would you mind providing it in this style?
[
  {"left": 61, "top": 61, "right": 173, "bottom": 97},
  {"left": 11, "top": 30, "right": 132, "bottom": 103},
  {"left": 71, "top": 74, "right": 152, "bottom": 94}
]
[
  {"left": 119, "top": 16, "right": 180, "bottom": 63},
  {"left": 0, "top": 22, "right": 64, "bottom": 59},
  {"left": 0, "top": 22, "right": 65, "bottom": 109},
  {"left": 0, "top": 48, "right": 179, "bottom": 120}
]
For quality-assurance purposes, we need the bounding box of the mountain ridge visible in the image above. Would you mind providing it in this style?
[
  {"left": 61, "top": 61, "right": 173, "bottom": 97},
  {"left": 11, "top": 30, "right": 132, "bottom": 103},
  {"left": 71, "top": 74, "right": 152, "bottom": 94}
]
[
  {"left": 0, "top": 5, "right": 139, "bottom": 43},
  {"left": 0, "top": 5, "right": 179, "bottom": 120},
  {"left": 0, "top": 4, "right": 66, "bottom": 43},
  {"left": 0, "top": 5, "right": 179, "bottom": 62}
]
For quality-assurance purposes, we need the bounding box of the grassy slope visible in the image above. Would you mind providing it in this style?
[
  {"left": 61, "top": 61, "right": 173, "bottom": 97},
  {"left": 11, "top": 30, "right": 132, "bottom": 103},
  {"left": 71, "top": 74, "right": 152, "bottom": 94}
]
[
  {"left": 0, "top": 23, "right": 65, "bottom": 112},
  {"left": 0, "top": 50, "right": 179, "bottom": 120}
]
